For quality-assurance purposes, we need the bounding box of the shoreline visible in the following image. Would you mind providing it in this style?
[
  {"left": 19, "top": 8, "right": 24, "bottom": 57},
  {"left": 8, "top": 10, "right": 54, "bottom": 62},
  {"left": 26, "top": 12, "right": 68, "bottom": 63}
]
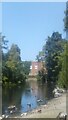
[{"left": 9, "top": 92, "right": 66, "bottom": 118}]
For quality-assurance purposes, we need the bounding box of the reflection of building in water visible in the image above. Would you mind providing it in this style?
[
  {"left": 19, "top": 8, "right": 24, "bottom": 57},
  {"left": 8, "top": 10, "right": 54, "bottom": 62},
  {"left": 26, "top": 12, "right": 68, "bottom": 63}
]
[
  {"left": 30, "top": 81, "right": 38, "bottom": 97},
  {"left": 29, "top": 61, "right": 43, "bottom": 76}
]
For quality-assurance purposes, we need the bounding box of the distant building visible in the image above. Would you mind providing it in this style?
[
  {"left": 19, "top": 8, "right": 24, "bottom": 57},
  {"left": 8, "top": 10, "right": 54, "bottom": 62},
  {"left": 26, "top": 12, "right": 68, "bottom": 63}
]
[{"left": 29, "top": 61, "right": 43, "bottom": 76}]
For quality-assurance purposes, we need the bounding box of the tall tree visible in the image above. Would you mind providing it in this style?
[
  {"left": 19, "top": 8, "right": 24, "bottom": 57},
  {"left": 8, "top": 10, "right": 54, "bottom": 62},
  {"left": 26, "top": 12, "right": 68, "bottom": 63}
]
[
  {"left": 64, "top": 1, "right": 68, "bottom": 39},
  {"left": 0, "top": 33, "right": 8, "bottom": 82},
  {"left": 57, "top": 1, "right": 68, "bottom": 89},
  {"left": 36, "top": 51, "right": 45, "bottom": 62},
  {"left": 2, "top": 43, "right": 26, "bottom": 85},
  {"left": 45, "top": 32, "right": 64, "bottom": 82},
  {"left": 57, "top": 42, "right": 68, "bottom": 89},
  {"left": 22, "top": 61, "right": 31, "bottom": 75}
]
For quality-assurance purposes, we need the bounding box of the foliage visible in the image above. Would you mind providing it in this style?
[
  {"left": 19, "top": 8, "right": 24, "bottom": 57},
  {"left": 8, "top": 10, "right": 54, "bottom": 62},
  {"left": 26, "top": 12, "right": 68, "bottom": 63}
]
[
  {"left": 37, "top": 67, "right": 47, "bottom": 83},
  {"left": 57, "top": 1, "right": 68, "bottom": 89},
  {"left": 0, "top": 33, "right": 8, "bottom": 52},
  {"left": 64, "top": 1, "right": 68, "bottom": 30},
  {"left": 45, "top": 32, "right": 64, "bottom": 82},
  {"left": 22, "top": 61, "right": 31, "bottom": 75},
  {"left": 36, "top": 51, "right": 45, "bottom": 62},
  {"left": 1, "top": 36, "right": 29, "bottom": 86},
  {"left": 33, "top": 2, "right": 68, "bottom": 88},
  {"left": 57, "top": 41, "right": 68, "bottom": 89},
  {"left": 0, "top": 33, "right": 8, "bottom": 82},
  {"left": 36, "top": 31, "right": 67, "bottom": 88},
  {"left": 36, "top": 32, "right": 64, "bottom": 83}
]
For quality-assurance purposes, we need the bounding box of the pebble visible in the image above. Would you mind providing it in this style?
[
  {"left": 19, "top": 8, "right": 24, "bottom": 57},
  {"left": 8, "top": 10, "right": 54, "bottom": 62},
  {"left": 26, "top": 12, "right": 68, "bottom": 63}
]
[
  {"left": 37, "top": 109, "right": 42, "bottom": 113},
  {"left": 21, "top": 112, "right": 27, "bottom": 116},
  {"left": 2, "top": 114, "right": 5, "bottom": 118}
]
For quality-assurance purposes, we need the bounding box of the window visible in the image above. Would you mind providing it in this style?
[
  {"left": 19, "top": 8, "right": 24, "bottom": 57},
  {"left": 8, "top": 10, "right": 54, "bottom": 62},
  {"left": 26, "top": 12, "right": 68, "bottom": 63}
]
[
  {"left": 35, "top": 65, "right": 38, "bottom": 69},
  {"left": 30, "top": 66, "right": 32, "bottom": 69}
]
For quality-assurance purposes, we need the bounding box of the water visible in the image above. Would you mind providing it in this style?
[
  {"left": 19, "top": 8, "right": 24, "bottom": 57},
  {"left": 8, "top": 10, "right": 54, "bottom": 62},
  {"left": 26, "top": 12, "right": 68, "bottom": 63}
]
[
  {"left": 0, "top": 85, "right": 2, "bottom": 115},
  {"left": 2, "top": 80, "right": 55, "bottom": 115}
]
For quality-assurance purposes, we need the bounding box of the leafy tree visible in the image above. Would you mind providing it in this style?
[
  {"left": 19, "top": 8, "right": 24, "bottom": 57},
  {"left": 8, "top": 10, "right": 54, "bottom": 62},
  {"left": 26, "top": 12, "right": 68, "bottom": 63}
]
[
  {"left": 36, "top": 51, "right": 45, "bottom": 62},
  {"left": 4, "top": 44, "right": 26, "bottom": 85},
  {"left": 64, "top": 1, "right": 68, "bottom": 31},
  {"left": 44, "top": 32, "right": 64, "bottom": 82},
  {"left": 2, "top": 41, "right": 27, "bottom": 86},
  {"left": 0, "top": 33, "right": 8, "bottom": 82},
  {"left": 7, "top": 44, "right": 21, "bottom": 62},
  {"left": 57, "top": 2, "right": 68, "bottom": 89},
  {"left": 57, "top": 41, "right": 68, "bottom": 89},
  {"left": 22, "top": 61, "right": 31, "bottom": 75},
  {"left": 64, "top": 1, "right": 68, "bottom": 40},
  {"left": 36, "top": 32, "right": 64, "bottom": 83},
  {"left": 37, "top": 66, "right": 47, "bottom": 84}
]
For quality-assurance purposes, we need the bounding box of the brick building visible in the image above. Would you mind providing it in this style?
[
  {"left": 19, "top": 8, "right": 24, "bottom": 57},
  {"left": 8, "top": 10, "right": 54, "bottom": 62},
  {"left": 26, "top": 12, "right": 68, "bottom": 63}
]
[{"left": 29, "top": 61, "right": 43, "bottom": 76}]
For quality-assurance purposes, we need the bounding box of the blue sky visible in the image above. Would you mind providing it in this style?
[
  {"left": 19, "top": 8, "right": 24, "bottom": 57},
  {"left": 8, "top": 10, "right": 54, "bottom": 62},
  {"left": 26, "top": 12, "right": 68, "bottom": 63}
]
[
  {"left": 0, "top": 2, "right": 2, "bottom": 32},
  {"left": 2, "top": 2, "right": 66, "bottom": 61}
]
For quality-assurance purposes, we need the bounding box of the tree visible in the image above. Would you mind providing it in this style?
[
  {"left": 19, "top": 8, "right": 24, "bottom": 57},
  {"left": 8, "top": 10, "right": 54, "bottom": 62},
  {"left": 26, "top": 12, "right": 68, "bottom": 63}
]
[
  {"left": 36, "top": 51, "right": 45, "bottom": 62},
  {"left": 64, "top": 1, "right": 68, "bottom": 39},
  {"left": 57, "top": 41, "right": 68, "bottom": 89},
  {"left": 45, "top": 32, "right": 64, "bottom": 82},
  {"left": 37, "top": 66, "right": 47, "bottom": 84},
  {"left": 64, "top": 1, "right": 68, "bottom": 31},
  {"left": 7, "top": 44, "right": 21, "bottom": 61},
  {"left": 0, "top": 33, "right": 8, "bottom": 82},
  {"left": 2, "top": 43, "right": 26, "bottom": 86},
  {"left": 57, "top": 2, "right": 68, "bottom": 89},
  {"left": 36, "top": 32, "right": 64, "bottom": 83},
  {"left": 22, "top": 61, "right": 31, "bottom": 75}
]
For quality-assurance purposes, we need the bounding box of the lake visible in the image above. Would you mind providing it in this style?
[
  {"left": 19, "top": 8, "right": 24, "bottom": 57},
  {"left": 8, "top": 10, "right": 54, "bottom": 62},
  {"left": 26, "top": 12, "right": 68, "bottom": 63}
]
[{"left": 2, "top": 80, "right": 55, "bottom": 116}]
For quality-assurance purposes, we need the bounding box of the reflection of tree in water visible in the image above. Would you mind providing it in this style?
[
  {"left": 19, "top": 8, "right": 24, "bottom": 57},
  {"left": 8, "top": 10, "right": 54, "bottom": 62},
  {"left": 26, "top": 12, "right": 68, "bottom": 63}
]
[
  {"left": 45, "top": 82, "right": 55, "bottom": 99},
  {"left": 2, "top": 80, "right": 55, "bottom": 114},
  {"left": 27, "top": 80, "right": 55, "bottom": 101},
  {"left": 29, "top": 80, "right": 38, "bottom": 97},
  {"left": 37, "top": 82, "right": 55, "bottom": 101},
  {"left": 0, "top": 86, "right": 2, "bottom": 115},
  {"left": 2, "top": 84, "right": 26, "bottom": 113}
]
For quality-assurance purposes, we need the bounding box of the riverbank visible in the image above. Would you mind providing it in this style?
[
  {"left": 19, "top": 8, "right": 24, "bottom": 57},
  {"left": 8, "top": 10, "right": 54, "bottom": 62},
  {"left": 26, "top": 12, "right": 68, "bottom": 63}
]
[{"left": 10, "top": 92, "right": 66, "bottom": 118}]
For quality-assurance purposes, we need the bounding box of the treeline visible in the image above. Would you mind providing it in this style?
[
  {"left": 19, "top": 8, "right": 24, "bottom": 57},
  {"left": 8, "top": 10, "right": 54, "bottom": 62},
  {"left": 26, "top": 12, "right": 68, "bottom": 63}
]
[
  {"left": 36, "top": 1, "right": 68, "bottom": 89},
  {"left": 1, "top": 34, "right": 31, "bottom": 86}
]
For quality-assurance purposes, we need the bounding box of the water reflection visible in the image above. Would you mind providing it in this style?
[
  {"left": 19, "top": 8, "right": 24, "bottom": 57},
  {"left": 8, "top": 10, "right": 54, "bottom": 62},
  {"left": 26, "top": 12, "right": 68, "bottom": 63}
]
[
  {"left": 2, "top": 80, "right": 55, "bottom": 114},
  {"left": 0, "top": 85, "right": 2, "bottom": 115}
]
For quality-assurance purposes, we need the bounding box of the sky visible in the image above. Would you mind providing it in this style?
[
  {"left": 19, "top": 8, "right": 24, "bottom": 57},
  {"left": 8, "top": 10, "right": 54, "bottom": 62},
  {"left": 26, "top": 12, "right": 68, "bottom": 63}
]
[
  {"left": 2, "top": 2, "right": 66, "bottom": 61},
  {"left": 0, "top": 2, "right": 2, "bottom": 32}
]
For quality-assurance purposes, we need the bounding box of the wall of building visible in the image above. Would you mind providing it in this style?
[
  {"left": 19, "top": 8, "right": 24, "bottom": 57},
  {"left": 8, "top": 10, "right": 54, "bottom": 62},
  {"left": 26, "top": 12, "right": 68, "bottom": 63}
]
[{"left": 29, "top": 61, "right": 43, "bottom": 76}]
